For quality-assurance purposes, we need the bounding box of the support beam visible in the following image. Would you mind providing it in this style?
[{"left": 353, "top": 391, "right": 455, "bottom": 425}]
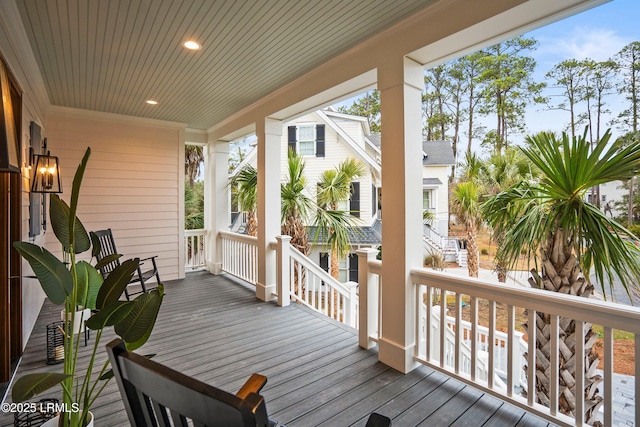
[
  {"left": 256, "top": 118, "right": 282, "bottom": 301},
  {"left": 205, "top": 140, "right": 230, "bottom": 274},
  {"left": 378, "top": 56, "right": 424, "bottom": 373}
]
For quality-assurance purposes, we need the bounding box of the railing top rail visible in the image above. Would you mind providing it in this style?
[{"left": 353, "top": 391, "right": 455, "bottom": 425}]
[
  {"left": 219, "top": 230, "right": 258, "bottom": 245},
  {"left": 367, "top": 258, "right": 382, "bottom": 275},
  {"left": 288, "top": 245, "right": 353, "bottom": 296},
  {"left": 185, "top": 229, "right": 207, "bottom": 237},
  {"left": 411, "top": 267, "right": 640, "bottom": 333}
]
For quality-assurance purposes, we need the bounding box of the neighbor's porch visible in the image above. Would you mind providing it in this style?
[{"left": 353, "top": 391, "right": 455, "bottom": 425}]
[{"left": 1, "top": 272, "right": 553, "bottom": 427}]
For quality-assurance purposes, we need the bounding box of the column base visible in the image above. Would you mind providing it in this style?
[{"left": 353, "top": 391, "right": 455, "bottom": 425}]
[
  {"left": 208, "top": 262, "right": 223, "bottom": 275},
  {"left": 255, "top": 282, "right": 276, "bottom": 302},
  {"left": 378, "top": 336, "right": 419, "bottom": 374}
]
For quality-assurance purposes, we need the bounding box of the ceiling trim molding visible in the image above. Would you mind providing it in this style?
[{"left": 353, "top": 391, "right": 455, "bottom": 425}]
[{"left": 48, "top": 106, "right": 186, "bottom": 130}]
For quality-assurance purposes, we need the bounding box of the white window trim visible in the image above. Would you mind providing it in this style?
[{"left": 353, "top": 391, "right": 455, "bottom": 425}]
[
  {"left": 422, "top": 188, "right": 433, "bottom": 211},
  {"left": 297, "top": 123, "right": 316, "bottom": 156}
]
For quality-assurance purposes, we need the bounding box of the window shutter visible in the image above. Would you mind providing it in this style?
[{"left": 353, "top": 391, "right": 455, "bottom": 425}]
[
  {"left": 371, "top": 184, "right": 377, "bottom": 216},
  {"left": 349, "top": 182, "right": 360, "bottom": 218},
  {"left": 319, "top": 252, "right": 329, "bottom": 272},
  {"left": 288, "top": 126, "right": 296, "bottom": 153},
  {"left": 348, "top": 254, "right": 358, "bottom": 282},
  {"left": 315, "top": 124, "right": 325, "bottom": 157}
]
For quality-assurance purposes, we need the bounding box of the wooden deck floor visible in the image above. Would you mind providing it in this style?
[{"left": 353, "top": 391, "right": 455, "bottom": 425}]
[{"left": 1, "top": 272, "right": 556, "bottom": 426}]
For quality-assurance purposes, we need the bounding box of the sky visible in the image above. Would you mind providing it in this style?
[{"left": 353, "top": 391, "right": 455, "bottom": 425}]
[
  {"left": 520, "top": 0, "right": 640, "bottom": 139},
  {"left": 331, "top": 0, "right": 640, "bottom": 153}
]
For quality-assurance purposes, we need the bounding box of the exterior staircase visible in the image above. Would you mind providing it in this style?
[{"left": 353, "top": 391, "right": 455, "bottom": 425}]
[{"left": 423, "top": 225, "right": 466, "bottom": 267}]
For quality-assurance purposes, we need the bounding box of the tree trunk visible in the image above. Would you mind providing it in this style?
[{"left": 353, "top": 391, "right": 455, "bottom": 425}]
[
  {"left": 524, "top": 231, "right": 603, "bottom": 425},
  {"left": 245, "top": 211, "right": 257, "bottom": 237},
  {"left": 493, "top": 229, "right": 507, "bottom": 283},
  {"left": 282, "top": 214, "right": 309, "bottom": 296},
  {"left": 466, "top": 224, "right": 479, "bottom": 278},
  {"left": 330, "top": 248, "right": 340, "bottom": 320}
]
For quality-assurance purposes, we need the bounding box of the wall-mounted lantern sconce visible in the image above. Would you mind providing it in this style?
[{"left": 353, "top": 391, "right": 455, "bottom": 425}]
[{"left": 31, "top": 139, "right": 62, "bottom": 193}]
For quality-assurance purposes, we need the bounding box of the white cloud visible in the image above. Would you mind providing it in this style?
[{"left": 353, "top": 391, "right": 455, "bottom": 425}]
[{"left": 541, "top": 27, "right": 630, "bottom": 62}]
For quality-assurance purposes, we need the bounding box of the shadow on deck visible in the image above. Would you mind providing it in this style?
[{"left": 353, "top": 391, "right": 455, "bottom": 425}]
[{"left": 1, "top": 272, "right": 555, "bottom": 426}]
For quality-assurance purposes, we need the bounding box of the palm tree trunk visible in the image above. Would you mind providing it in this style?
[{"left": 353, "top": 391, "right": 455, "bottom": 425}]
[
  {"left": 245, "top": 211, "right": 257, "bottom": 237},
  {"left": 282, "top": 214, "right": 309, "bottom": 296},
  {"left": 466, "top": 225, "right": 479, "bottom": 278},
  {"left": 493, "top": 230, "right": 508, "bottom": 283},
  {"left": 330, "top": 246, "right": 341, "bottom": 320},
  {"left": 525, "top": 231, "right": 603, "bottom": 425}
]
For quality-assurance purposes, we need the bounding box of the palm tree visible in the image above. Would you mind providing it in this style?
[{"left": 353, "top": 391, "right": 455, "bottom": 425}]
[
  {"left": 479, "top": 148, "right": 536, "bottom": 281},
  {"left": 185, "top": 145, "right": 204, "bottom": 188},
  {"left": 483, "top": 129, "right": 640, "bottom": 424},
  {"left": 184, "top": 181, "right": 204, "bottom": 229},
  {"left": 316, "top": 158, "right": 365, "bottom": 280},
  {"left": 281, "top": 150, "right": 314, "bottom": 255},
  {"left": 450, "top": 181, "right": 482, "bottom": 277},
  {"left": 230, "top": 165, "right": 258, "bottom": 236}
]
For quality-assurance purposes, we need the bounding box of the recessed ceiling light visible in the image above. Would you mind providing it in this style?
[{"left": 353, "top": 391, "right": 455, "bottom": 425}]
[
  {"left": 183, "top": 40, "right": 201, "bottom": 50},
  {"left": 146, "top": 100, "right": 158, "bottom": 105}
]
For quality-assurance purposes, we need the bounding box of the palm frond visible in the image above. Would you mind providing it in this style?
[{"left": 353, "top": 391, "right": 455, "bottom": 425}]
[{"left": 484, "top": 129, "right": 640, "bottom": 299}]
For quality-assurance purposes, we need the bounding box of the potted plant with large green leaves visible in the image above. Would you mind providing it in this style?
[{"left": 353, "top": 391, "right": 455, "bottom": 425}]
[{"left": 12, "top": 147, "right": 164, "bottom": 427}]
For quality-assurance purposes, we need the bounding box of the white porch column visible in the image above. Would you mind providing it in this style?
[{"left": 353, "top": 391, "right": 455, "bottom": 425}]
[
  {"left": 204, "top": 140, "right": 230, "bottom": 274},
  {"left": 378, "top": 56, "right": 424, "bottom": 373},
  {"left": 256, "top": 118, "right": 282, "bottom": 301}
]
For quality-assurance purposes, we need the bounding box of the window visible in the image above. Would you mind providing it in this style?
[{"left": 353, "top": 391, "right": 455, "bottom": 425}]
[
  {"left": 423, "top": 190, "right": 431, "bottom": 210},
  {"left": 321, "top": 252, "right": 358, "bottom": 283},
  {"left": 350, "top": 182, "right": 360, "bottom": 218},
  {"left": 287, "top": 124, "right": 325, "bottom": 157},
  {"left": 298, "top": 125, "right": 315, "bottom": 156}
]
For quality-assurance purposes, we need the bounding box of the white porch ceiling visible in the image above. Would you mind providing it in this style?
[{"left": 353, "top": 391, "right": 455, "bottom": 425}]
[{"left": 16, "top": 0, "right": 439, "bottom": 130}]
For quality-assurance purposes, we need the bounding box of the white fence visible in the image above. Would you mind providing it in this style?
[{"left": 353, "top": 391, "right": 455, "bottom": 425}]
[
  {"left": 275, "top": 236, "right": 358, "bottom": 328},
  {"left": 438, "top": 302, "right": 528, "bottom": 388},
  {"left": 358, "top": 260, "right": 640, "bottom": 427},
  {"left": 185, "top": 229, "right": 207, "bottom": 271},
  {"left": 218, "top": 232, "right": 358, "bottom": 329},
  {"left": 219, "top": 230, "right": 258, "bottom": 285}
]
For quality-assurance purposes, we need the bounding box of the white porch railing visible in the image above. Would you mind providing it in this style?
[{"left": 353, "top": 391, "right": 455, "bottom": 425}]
[
  {"left": 219, "top": 230, "right": 258, "bottom": 285},
  {"left": 185, "top": 229, "right": 207, "bottom": 271},
  {"left": 218, "top": 232, "right": 358, "bottom": 328},
  {"left": 275, "top": 236, "right": 358, "bottom": 328},
  {"left": 440, "top": 307, "right": 529, "bottom": 388},
  {"left": 358, "top": 257, "right": 640, "bottom": 427}
]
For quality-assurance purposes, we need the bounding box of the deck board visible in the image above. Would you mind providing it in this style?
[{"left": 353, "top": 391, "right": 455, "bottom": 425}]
[{"left": 0, "top": 271, "right": 557, "bottom": 426}]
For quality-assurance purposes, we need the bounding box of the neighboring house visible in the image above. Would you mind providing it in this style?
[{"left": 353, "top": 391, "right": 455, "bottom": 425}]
[
  {"left": 230, "top": 108, "right": 455, "bottom": 281},
  {"left": 420, "top": 141, "right": 455, "bottom": 236},
  {"left": 586, "top": 181, "right": 628, "bottom": 218}
]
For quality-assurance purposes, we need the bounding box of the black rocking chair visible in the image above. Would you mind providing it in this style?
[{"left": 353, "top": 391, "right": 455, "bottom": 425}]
[
  {"left": 92, "top": 228, "right": 160, "bottom": 300},
  {"left": 106, "top": 339, "right": 391, "bottom": 427},
  {"left": 106, "top": 339, "right": 275, "bottom": 427}
]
